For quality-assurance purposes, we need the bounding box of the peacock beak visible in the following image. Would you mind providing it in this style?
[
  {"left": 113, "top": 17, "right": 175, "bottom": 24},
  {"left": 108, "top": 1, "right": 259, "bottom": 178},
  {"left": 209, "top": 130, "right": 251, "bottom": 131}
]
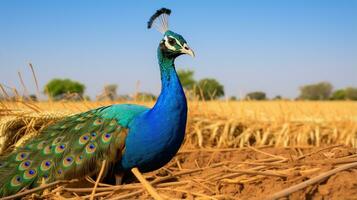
[
  {"left": 187, "top": 48, "right": 195, "bottom": 58},
  {"left": 181, "top": 44, "right": 195, "bottom": 58}
]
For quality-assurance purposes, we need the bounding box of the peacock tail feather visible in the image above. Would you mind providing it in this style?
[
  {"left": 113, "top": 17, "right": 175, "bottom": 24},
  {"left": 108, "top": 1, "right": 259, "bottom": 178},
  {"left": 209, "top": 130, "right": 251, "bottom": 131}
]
[{"left": 0, "top": 106, "right": 128, "bottom": 197}]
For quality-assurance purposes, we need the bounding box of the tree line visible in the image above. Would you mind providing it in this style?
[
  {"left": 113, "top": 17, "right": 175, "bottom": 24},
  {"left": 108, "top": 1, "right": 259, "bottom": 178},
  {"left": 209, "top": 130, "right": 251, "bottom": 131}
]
[
  {"left": 240, "top": 82, "right": 357, "bottom": 101},
  {"left": 17, "top": 71, "right": 356, "bottom": 101}
]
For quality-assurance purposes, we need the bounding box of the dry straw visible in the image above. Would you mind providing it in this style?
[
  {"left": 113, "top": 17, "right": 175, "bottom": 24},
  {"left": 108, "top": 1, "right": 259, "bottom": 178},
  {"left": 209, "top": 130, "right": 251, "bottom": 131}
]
[
  {"left": 1, "top": 100, "right": 357, "bottom": 153},
  {"left": 0, "top": 100, "right": 357, "bottom": 199}
]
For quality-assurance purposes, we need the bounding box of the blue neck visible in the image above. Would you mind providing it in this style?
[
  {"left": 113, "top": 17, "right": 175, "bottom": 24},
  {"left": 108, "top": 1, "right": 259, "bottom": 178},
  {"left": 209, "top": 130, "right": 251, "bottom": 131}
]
[
  {"left": 152, "top": 48, "right": 187, "bottom": 111},
  {"left": 119, "top": 47, "right": 188, "bottom": 172}
]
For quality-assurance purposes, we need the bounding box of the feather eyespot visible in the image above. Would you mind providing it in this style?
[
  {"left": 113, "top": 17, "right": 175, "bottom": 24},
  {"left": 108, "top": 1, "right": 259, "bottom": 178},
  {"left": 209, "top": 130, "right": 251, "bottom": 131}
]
[
  {"left": 57, "top": 169, "right": 63, "bottom": 176},
  {"left": 40, "top": 160, "right": 52, "bottom": 171},
  {"left": 93, "top": 119, "right": 103, "bottom": 126},
  {"left": 43, "top": 174, "right": 49, "bottom": 180},
  {"left": 15, "top": 152, "right": 29, "bottom": 161},
  {"left": 85, "top": 143, "right": 97, "bottom": 154},
  {"left": 75, "top": 123, "right": 84, "bottom": 130},
  {"left": 75, "top": 155, "right": 84, "bottom": 165},
  {"left": 79, "top": 133, "right": 90, "bottom": 145},
  {"left": 63, "top": 156, "right": 74, "bottom": 167},
  {"left": 90, "top": 132, "right": 98, "bottom": 140},
  {"left": 43, "top": 145, "right": 52, "bottom": 155},
  {"left": 52, "top": 136, "right": 64, "bottom": 145},
  {"left": 10, "top": 175, "right": 22, "bottom": 187},
  {"left": 55, "top": 143, "right": 66, "bottom": 154},
  {"left": 18, "top": 160, "right": 32, "bottom": 171},
  {"left": 37, "top": 173, "right": 50, "bottom": 184},
  {"left": 101, "top": 133, "right": 112, "bottom": 143},
  {"left": 109, "top": 119, "right": 117, "bottom": 126},
  {"left": 23, "top": 169, "right": 37, "bottom": 180}
]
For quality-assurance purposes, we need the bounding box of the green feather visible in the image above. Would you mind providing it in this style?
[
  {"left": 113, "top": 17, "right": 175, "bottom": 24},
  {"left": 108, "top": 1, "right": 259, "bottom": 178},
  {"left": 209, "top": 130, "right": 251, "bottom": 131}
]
[{"left": 0, "top": 107, "right": 128, "bottom": 197}]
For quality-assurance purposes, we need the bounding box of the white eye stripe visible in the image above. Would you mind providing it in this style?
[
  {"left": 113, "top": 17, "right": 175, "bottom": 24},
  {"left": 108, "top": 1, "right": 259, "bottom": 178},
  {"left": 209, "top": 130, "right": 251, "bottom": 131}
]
[
  {"left": 170, "top": 37, "right": 183, "bottom": 47},
  {"left": 165, "top": 42, "right": 176, "bottom": 50},
  {"left": 164, "top": 36, "right": 176, "bottom": 51},
  {"left": 164, "top": 36, "right": 184, "bottom": 50}
]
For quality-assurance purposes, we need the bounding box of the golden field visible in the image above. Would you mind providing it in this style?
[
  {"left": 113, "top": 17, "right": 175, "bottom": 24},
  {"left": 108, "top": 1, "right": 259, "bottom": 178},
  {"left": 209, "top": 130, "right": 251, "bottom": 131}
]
[
  {"left": 1, "top": 100, "right": 356, "bottom": 151},
  {"left": 1, "top": 100, "right": 357, "bottom": 199}
]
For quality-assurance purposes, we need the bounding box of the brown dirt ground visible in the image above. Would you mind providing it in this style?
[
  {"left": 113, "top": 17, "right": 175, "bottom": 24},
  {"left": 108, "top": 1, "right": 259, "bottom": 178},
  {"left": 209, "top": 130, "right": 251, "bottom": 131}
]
[{"left": 18, "top": 145, "right": 357, "bottom": 200}]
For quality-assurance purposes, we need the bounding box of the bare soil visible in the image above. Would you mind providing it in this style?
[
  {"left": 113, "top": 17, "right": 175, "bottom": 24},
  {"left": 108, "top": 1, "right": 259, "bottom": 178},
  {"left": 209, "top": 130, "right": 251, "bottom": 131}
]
[
  {"left": 23, "top": 145, "right": 357, "bottom": 200},
  {"left": 151, "top": 146, "right": 357, "bottom": 200}
]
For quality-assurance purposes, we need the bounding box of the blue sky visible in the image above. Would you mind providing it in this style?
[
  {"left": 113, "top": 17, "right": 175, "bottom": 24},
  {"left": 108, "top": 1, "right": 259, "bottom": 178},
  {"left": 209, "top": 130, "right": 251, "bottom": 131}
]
[{"left": 0, "top": 0, "right": 356, "bottom": 99}]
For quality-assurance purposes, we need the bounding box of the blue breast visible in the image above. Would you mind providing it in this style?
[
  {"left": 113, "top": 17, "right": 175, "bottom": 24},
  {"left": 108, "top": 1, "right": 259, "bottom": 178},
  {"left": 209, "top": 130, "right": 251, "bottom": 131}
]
[{"left": 120, "top": 65, "right": 187, "bottom": 172}]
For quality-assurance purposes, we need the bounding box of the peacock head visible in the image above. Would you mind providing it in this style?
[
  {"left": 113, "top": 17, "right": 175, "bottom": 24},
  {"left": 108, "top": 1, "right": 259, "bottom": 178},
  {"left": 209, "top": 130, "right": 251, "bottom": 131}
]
[
  {"left": 159, "top": 30, "right": 194, "bottom": 59},
  {"left": 148, "top": 8, "right": 194, "bottom": 59}
]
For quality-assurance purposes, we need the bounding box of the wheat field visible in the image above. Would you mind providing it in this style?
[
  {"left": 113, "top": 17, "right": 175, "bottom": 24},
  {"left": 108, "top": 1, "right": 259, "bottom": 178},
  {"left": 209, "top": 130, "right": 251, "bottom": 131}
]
[
  {"left": 1, "top": 100, "right": 356, "bottom": 152},
  {"left": 1, "top": 100, "right": 357, "bottom": 199}
]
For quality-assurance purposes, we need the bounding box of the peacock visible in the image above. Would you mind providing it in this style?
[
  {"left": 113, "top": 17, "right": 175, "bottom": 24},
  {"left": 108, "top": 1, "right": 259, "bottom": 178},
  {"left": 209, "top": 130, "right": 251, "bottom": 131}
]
[{"left": 0, "top": 8, "right": 194, "bottom": 197}]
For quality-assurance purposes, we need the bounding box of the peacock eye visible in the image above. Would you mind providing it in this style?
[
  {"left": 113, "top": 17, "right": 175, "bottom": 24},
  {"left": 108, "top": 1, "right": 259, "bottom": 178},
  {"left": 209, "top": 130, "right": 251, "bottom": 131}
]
[{"left": 168, "top": 37, "right": 176, "bottom": 46}]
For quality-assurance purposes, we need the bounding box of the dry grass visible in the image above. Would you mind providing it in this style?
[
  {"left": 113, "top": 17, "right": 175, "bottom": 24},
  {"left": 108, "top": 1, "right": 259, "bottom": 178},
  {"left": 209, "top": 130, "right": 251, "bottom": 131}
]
[
  {"left": 1, "top": 100, "right": 357, "bottom": 151},
  {"left": 1, "top": 100, "right": 357, "bottom": 199}
]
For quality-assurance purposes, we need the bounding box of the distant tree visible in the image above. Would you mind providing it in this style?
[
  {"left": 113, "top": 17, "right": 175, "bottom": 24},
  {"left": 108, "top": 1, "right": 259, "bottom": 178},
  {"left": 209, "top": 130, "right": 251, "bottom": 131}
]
[
  {"left": 245, "top": 91, "right": 267, "bottom": 100},
  {"left": 229, "top": 96, "right": 237, "bottom": 101},
  {"left": 345, "top": 87, "right": 357, "bottom": 100},
  {"left": 330, "top": 87, "right": 357, "bottom": 101},
  {"left": 97, "top": 84, "right": 118, "bottom": 101},
  {"left": 177, "top": 69, "right": 196, "bottom": 90},
  {"left": 273, "top": 95, "right": 282, "bottom": 100},
  {"left": 331, "top": 89, "right": 346, "bottom": 100},
  {"left": 298, "top": 82, "right": 333, "bottom": 100},
  {"left": 44, "top": 78, "right": 85, "bottom": 99},
  {"left": 196, "top": 78, "right": 224, "bottom": 100}
]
